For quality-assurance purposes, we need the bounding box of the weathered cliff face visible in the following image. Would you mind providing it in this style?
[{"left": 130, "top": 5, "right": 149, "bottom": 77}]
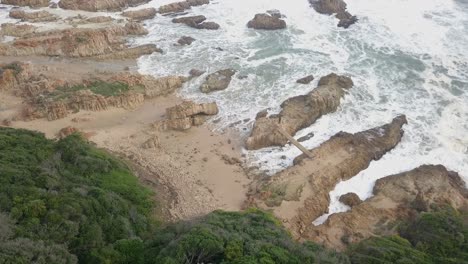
[
  {"left": 304, "top": 165, "right": 468, "bottom": 250},
  {"left": 58, "top": 0, "right": 150, "bottom": 11},
  {"left": 9, "top": 10, "right": 58, "bottom": 23},
  {"left": 246, "top": 73, "right": 353, "bottom": 150},
  {"left": 161, "top": 101, "right": 219, "bottom": 131},
  {"left": 158, "top": 0, "right": 209, "bottom": 14},
  {"left": 1, "top": 0, "right": 49, "bottom": 8},
  {"left": 245, "top": 115, "right": 407, "bottom": 240},
  {"left": 0, "top": 23, "right": 157, "bottom": 59},
  {"left": 309, "top": 0, "right": 357, "bottom": 28}
]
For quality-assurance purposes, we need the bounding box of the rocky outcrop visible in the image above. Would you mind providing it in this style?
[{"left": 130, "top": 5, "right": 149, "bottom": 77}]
[
  {"left": 85, "top": 16, "right": 114, "bottom": 23},
  {"left": 0, "top": 23, "right": 37, "bottom": 37},
  {"left": 245, "top": 115, "right": 407, "bottom": 240},
  {"left": 1, "top": 0, "right": 49, "bottom": 7},
  {"left": 339, "top": 193, "right": 362, "bottom": 207},
  {"left": 296, "top": 75, "right": 314, "bottom": 84},
  {"left": 246, "top": 73, "right": 353, "bottom": 150},
  {"left": 177, "top": 36, "right": 195, "bottom": 45},
  {"left": 158, "top": 0, "right": 209, "bottom": 14},
  {"left": 309, "top": 0, "right": 357, "bottom": 28},
  {"left": 172, "top": 15, "right": 220, "bottom": 30},
  {"left": 200, "top": 69, "right": 236, "bottom": 93},
  {"left": 247, "top": 12, "right": 286, "bottom": 30},
  {"left": 0, "top": 24, "right": 157, "bottom": 59},
  {"left": 121, "top": 8, "right": 157, "bottom": 21},
  {"left": 9, "top": 10, "right": 58, "bottom": 23},
  {"left": 189, "top": 69, "right": 205, "bottom": 78},
  {"left": 304, "top": 165, "right": 468, "bottom": 249},
  {"left": 58, "top": 0, "right": 150, "bottom": 11},
  {"left": 162, "top": 101, "right": 219, "bottom": 130}
]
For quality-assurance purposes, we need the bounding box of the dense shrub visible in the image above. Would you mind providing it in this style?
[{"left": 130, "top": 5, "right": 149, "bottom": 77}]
[{"left": 0, "top": 128, "right": 154, "bottom": 263}]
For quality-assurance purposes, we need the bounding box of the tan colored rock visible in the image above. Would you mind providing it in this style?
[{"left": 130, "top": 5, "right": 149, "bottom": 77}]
[
  {"left": 0, "top": 23, "right": 37, "bottom": 37},
  {"left": 158, "top": 0, "right": 209, "bottom": 14},
  {"left": 339, "top": 193, "right": 362, "bottom": 207},
  {"left": 142, "top": 75, "right": 187, "bottom": 98},
  {"left": 163, "top": 101, "right": 219, "bottom": 130},
  {"left": 142, "top": 135, "right": 160, "bottom": 149},
  {"left": 200, "top": 69, "right": 236, "bottom": 93},
  {"left": 246, "top": 73, "right": 353, "bottom": 150},
  {"left": 309, "top": 0, "right": 357, "bottom": 28},
  {"left": 172, "top": 15, "right": 219, "bottom": 30},
  {"left": 122, "top": 8, "right": 157, "bottom": 21},
  {"left": 85, "top": 16, "right": 114, "bottom": 23},
  {"left": 9, "top": 10, "right": 58, "bottom": 23},
  {"left": 58, "top": 0, "right": 150, "bottom": 11},
  {"left": 246, "top": 115, "right": 407, "bottom": 239},
  {"left": 247, "top": 13, "right": 286, "bottom": 30},
  {"left": 1, "top": 0, "right": 49, "bottom": 8},
  {"left": 305, "top": 165, "right": 468, "bottom": 249},
  {"left": 57, "top": 126, "right": 79, "bottom": 138}
]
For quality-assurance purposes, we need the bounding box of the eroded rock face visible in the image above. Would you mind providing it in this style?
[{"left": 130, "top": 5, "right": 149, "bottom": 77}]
[
  {"left": 158, "top": 0, "right": 209, "bottom": 14},
  {"left": 200, "top": 69, "right": 236, "bottom": 93},
  {"left": 121, "top": 8, "right": 157, "bottom": 21},
  {"left": 309, "top": 0, "right": 357, "bottom": 28},
  {"left": 245, "top": 115, "right": 408, "bottom": 240},
  {"left": 0, "top": 24, "right": 157, "bottom": 59},
  {"left": 58, "top": 0, "right": 150, "bottom": 11},
  {"left": 1, "top": 0, "right": 49, "bottom": 7},
  {"left": 246, "top": 73, "right": 353, "bottom": 150},
  {"left": 305, "top": 165, "right": 468, "bottom": 249},
  {"left": 162, "top": 101, "right": 219, "bottom": 130},
  {"left": 172, "top": 15, "right": 219, "bottom": 30},
  {"left": 9, "top": 10, "right": 58, "bottom": 23},
  {"left": 247, "top": 13, "right": 286, "bottom": 30}
]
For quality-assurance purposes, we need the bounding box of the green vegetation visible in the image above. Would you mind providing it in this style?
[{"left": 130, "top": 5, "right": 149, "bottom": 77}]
[
  {"left": 0, "top": 62, "right": 23, "bottom": 76},
  {"left": 143, "top": 209, "right": 349, "bottom": 264},
  {"left": 48, "top": 81, "right": 144, "bottom": 100},
  {"left": 348, "top": 208, "right": 468, "bottom": 264},
  {"left": 0, "top": 128, "right": 154, "bottom": 263},
  {"left": 1, "top": 127, "right": 467, "bottom": 264}
]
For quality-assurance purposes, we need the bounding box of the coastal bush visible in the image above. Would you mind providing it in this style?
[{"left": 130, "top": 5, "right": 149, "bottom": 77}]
[
  {"left": 143, "top": 209, "right": 350, "bottom": 264},
  {"left": 0, "top": 128, "right": 154, "bottom": 263}
]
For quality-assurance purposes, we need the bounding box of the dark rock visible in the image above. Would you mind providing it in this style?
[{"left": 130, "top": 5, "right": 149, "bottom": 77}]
[
  {"left": 172, "top": 15, "right": 219, "bottom": 30},
  {"left": 296, "top": 75, "right": 314, "bottom": 84},
  {"left": 200, "top": 69, "right": 236, "bottom": 93},
  {"left": 189, "top": 69, "right": 205, "bottom": 77},
  {"left": 339, "top": 193, "right": 362, "bottom": 207},
  {"left": 177, "top": 36, "right": 195, "bottom": 45},
  {"left": 247, "top": 12, "right": 286, "bottom": 30},
  {"left": 297, "top": 132, "right": 314, "bottom": 142},
  {"left": 309, "top": 0, "right": 357, "bottom": 28}
]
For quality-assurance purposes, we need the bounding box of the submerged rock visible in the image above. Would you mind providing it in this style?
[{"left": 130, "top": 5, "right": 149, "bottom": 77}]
[
  {"left": 189, "top": 69, "right": 205, "bottom": 77},
  {"left": 309, "top": 0, "right": 357, "bottom": 28},
  {"left": 200, "top": 69, "right": 236, "bottom": 93},
  {"left": 247, "top": 12, "right": 286, "bottom": 30},
  {"left": 246, "top": 73, "right": 353, "bottom": 150},
  {"left": 296, "top": 75, "right": 314, "bottom": 84},
  {"left": 172, "top": 15, "right": 219, "bottom": 30},
  {"left": 158, "top": 0, "right": 209, "bottom": 14},
  {"left": 177, "top": 36, "right": 195, "bottom": 45}
]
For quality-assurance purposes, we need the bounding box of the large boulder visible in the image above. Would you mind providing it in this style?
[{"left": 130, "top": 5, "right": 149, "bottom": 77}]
[
  {"left": 200, "top": 69, "right": 236, "bottom": 93},
  {"left": 247, "top": 13, "right": 286, "bottom": 30},
  {"left": 158, "top": 0, "right": 209, "bottom": 14},
  {"left": 162, "top": 101, "right": 219, "bottom": 131},
  {"left": 305, "top": 165, "right": 468, "bottom": 249},
  {"left": 1, "top": 0, "right": 49, "bottom": 7},
  {"left": 245, "top": 115, "right": 408, "bottom": 241},
  {"left": 121, "top": 8, "right": 157, "bottom": 21},
  {"left": 296, "top": 75, "right": 314, "bottom": 84},
  {"left": 172, "top": 15, "right": 220, "bottom": 30},
  {"left": 58, "top": 0, "right": 150, "bottom": 11},
  {"left": 309, "top": 0, "right": 357, "bottom": 28},
  {"left": 339, "top": 193, "right": 362, "bottom": 207},
  {"left": 177, "top": 36, "right": 195, "bottom": 45},
  {"left": 246, "top": 73, "right": 353, "bottom": 150},
  {"left": 9, "top": 10, "right": 58, "bottom": 23}
]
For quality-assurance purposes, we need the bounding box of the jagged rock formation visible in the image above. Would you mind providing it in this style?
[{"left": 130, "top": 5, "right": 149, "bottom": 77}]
[
  {"left": 162, "top": 101, "right": 219, "bottom": 130},
  {"left": 245, "top": 115, "right": 408, "bottom": 240},
  {"left": 0, "top": 23, "right": 158, "bottom": 59},
  {"left": 246, "top": 73, "right": 353, "bottom": 150},
  {"left": 309, "top": 0, "right": 357, "bottom": 28},
  {"left": 121, "top": 8, "right": 157, "bottom": 21},
  {"left": 158, "top": 0, "right": 209, "bottom": 14},
  {"left": 247, "top": 12, "right": 286, "bottom": 30},
  {"left": 296, "top": 75, "right": 314, "bottom": 84},
  {"left": 1, "top": 0, "right": 49, "bottom": 7},
  {"left": 9, "top": 10, "right": 58, "bottom": 22},
  {"left": 177, "top": 36, "right": 195, "bottom": 45},
  {"left": 200, "top": 69, "right": 236, "bottom": 93},
  {"left": 305, "top": 165, "right": 468, "bottom": 249},
  {"left": 339, "top": 193, "right": 362, "bottom": 207},
  {"left": 58, "top": 0, "right": 150, "bottom": 11},
  {"left": 0, "top": 23, "right": 37, "bottom": 37},
  {"left": 172, "top": 15, "right": 220, "bottom": 30}
]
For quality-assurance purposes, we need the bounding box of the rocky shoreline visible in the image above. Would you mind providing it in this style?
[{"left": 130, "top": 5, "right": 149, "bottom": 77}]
[{"left": 0, "top": 0, "right": 467, "bottom": 253}]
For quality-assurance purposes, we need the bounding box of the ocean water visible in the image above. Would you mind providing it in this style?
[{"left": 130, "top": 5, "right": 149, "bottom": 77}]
[{"left": 1, "top": 0, "right": 467, "bottom": 224}]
